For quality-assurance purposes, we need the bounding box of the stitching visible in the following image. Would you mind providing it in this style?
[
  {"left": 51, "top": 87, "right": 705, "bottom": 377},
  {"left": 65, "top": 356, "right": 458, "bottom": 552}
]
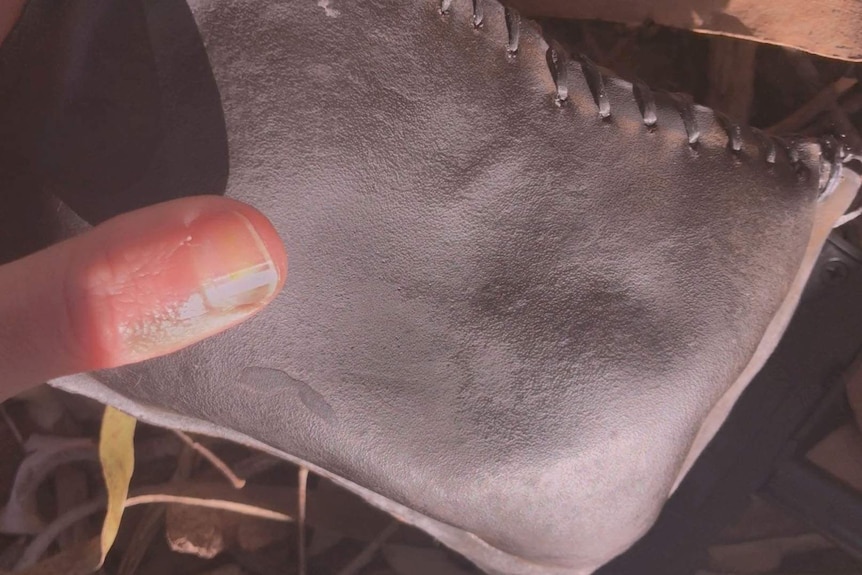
[
  {"left": 435, "top": 0, "right": 835, "bottom": 185},
  {"left": 714, "top": 111, "right": 743, "bottom": 153},
  {"left": 752, "top": 128, "right": 778, "bottom": 164},
  {"left": 632, "top": 80, "right": 658, "bottom": 129},
  {"left": 666, "top": 91, "right": 701, "bottom": 146},
  {"left": 471, "top": 0, "right": 484, "bottom": 28},
  {"left": 545, "top": 39, "right": 569, "bottom": 104},
  {"left": 504, "top": 7, "right": 520, "bottom": 55},
  {"left": 580, "top": 55, "right": 611, "bottom": 119}
]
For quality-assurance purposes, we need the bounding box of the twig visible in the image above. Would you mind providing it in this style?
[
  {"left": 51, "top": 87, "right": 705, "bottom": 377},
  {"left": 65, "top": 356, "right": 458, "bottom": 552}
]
[
  {"left": 335, "top": 521, "right": 399, "bottom": 575},
  {"left": 298, "top": 467, "right": 309, "bottom": 575},
  {"left": 125, "top": 493, "right": 290, "bottom": 520},
  {"left": 767, "top": 77, "right": 858, "bottom": 134},
  {"left": 15, "top": 483, "right": 293, "bottom": 570},
  {"left": 173, "top": 430, "right": 246, "bottom": 489}
]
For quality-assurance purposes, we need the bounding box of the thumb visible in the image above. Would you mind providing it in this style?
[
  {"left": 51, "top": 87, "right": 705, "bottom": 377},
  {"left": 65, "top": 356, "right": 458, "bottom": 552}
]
[{"left": 0, "top": 196, "right": 287, "bottom": 400}]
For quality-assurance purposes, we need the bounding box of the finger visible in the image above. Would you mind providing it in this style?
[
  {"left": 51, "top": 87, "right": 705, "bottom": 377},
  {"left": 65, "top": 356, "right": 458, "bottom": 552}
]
[{"left": 0, "top": 195, "right": 287, "bottom": 399}]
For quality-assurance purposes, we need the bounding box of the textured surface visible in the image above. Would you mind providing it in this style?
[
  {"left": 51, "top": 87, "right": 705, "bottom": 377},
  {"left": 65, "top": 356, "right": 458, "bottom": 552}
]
[{"left": 5, "top": 0, "right": 849, "bottom": 573}]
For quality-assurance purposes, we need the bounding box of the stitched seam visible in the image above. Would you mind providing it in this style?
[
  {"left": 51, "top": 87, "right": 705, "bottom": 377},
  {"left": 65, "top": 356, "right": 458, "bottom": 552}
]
[{"left": 435, "top": 0, "right": 860, "bottom": 196}]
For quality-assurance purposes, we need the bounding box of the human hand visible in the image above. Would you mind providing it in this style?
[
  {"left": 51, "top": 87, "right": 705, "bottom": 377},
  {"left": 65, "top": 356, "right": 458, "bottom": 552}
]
[
  {"left": 0, "top": 196, "right": 287, "bottom": 402},
  {"left": 0, "top": 4, "right": 285, "bottom": 402}
]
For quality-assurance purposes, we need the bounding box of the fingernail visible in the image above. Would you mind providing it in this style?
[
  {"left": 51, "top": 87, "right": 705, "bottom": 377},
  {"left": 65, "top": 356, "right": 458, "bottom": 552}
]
[
  {"left": 190, "top": 211, "right": 280, "bottom": 314},
  {"left": 116, "top": 211, "right": 280, "bottom": 361}
]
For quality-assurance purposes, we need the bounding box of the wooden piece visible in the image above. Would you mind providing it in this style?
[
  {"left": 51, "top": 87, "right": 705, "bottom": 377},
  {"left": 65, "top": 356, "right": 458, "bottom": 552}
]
[
  {"left": 504, "top": 0, "right": 862, "bottom": 62},
  {"left": 767, "top": 77, "right": 858, "bottom": 134},
  {"left": 706, "top": 36, "right": 757, "bottom": 123}
]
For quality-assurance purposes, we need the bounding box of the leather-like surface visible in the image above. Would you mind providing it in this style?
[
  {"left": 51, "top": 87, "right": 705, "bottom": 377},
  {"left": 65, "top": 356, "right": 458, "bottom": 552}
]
[{"left": 3, "top": 0, "right": 845, "bottom": 572}]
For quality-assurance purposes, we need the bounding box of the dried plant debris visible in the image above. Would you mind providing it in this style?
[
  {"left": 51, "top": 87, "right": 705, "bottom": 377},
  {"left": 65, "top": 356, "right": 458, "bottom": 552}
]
[
  {"left": 165, "top": 504, "right": 291, "bottom": 559},
  {"left": 97, "top": 406, "right": 137, "bottom": 568},
  {"left": 0, "top": 391, "right": 445, "bottom": 575}
]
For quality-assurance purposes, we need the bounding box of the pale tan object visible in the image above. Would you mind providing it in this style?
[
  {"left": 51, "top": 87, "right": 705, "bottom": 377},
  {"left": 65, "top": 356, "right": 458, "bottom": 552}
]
[
  {"left": 506, "top": 0, "right": 862, "bottom": 62},
  {"left": 166, "top": 499, "right": 290, "bottom": 558},
  {"left": 166, "top": 505, "right": 235, "bottom": 559}
]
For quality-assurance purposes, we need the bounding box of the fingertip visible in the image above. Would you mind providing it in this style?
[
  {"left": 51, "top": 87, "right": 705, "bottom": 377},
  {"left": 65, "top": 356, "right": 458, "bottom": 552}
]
[
  {"left": 0, "top": 195, "right": 289, "bottom": 395},
  {"left": 67, "top": 196, "right": 288, "bottom": 369}
]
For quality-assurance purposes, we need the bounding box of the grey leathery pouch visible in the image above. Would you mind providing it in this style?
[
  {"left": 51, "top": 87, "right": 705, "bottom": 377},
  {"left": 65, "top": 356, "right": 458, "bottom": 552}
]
[{"left": 1, "top": 0, "right": 861, "bottom": 573}]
